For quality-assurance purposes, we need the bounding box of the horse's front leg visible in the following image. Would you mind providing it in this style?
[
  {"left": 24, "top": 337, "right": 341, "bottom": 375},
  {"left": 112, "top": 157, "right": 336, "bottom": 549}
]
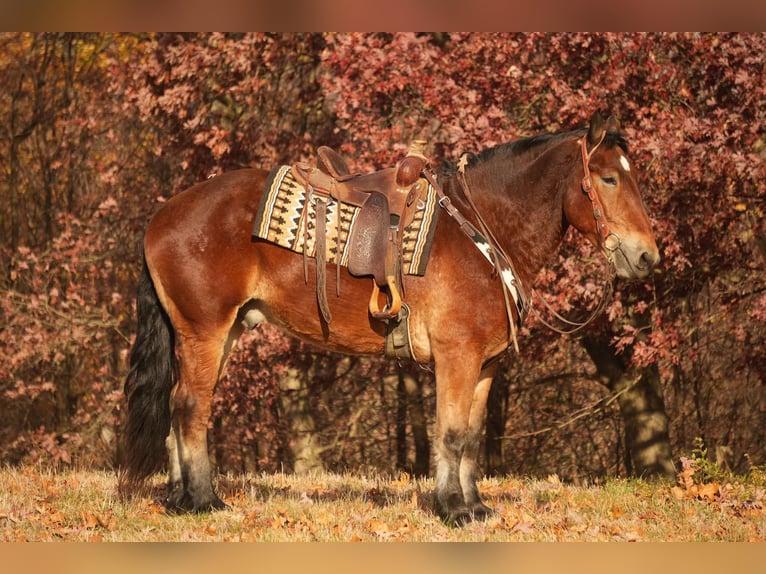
[
  {"left": 459, "top": 364, "right": 498, "bottom": 519},
  {"left": 433, "top": 357, "right": 490, "bottom": 526}
]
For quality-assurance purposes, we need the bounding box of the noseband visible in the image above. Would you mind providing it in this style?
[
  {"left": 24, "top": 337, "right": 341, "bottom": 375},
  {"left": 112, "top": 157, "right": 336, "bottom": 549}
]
[{"left": 580, "top": 132, "right": 622, "bottom": 259}]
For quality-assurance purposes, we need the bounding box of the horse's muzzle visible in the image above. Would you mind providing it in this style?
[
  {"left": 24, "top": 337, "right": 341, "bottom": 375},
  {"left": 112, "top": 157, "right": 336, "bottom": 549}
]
[{"left": 613, "top": 239, "right": 660, "bottom": 280}]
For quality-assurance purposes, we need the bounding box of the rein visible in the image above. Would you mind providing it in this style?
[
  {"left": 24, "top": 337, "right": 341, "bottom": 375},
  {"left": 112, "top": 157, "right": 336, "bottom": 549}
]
[{"left": 530, "top": 272, "right": 615, "bottom": 335}]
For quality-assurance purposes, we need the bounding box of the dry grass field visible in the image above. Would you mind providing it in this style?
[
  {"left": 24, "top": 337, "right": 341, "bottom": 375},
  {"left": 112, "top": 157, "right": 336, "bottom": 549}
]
[{"left": 1, "top": 462, "right": 764, "bottom": 542}]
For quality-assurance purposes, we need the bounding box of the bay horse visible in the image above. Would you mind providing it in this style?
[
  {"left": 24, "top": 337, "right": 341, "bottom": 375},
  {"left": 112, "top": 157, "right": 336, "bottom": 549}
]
[{"left": 121, "top": 112, "right": 659, "bottom": 525}]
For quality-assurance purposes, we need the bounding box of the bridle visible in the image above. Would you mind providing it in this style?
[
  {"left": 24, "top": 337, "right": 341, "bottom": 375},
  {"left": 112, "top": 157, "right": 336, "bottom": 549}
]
[
  {"left": 580, "top": 130, "right": 623, "bottom": 259},
  {"left": 529, "top": 130, "right": 622, "bottom": 335}
]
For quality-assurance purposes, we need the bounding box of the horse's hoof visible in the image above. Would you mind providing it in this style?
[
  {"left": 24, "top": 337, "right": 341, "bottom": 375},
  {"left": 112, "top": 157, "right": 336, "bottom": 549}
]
[
  {"left": 438, "top": 502, "right": 493, "bottom": 527},
  {"left": 469, "top": 502, "right": 494, "bottom": 521},
  {"left": 198, "top": 496, "right": 228, "bottom": 513},
  {"left": 166, "top": 492, "right": 227, "bottom": 514},
  {"left": 165, "top": 490, "right": 190, "bottom": 513},
  {"left": 439, "top": 506, "right": 474, "bottom": 527},
  {"left": 165, "top": 497, "right": 195, "bottom": 514},
  {"left": 187, "top": 494, "right": 228, "bottom": 513}
]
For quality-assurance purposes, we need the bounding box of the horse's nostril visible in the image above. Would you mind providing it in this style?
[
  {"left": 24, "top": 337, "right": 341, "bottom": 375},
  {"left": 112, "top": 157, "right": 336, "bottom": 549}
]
[{"left": 640, "top": 250, "right": 660, "bottom": 269}]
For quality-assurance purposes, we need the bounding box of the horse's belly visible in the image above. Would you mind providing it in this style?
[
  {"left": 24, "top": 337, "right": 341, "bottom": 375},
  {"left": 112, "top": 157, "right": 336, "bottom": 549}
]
[{"left": 248, "top": 268, "right": 388, "bottom": 356}]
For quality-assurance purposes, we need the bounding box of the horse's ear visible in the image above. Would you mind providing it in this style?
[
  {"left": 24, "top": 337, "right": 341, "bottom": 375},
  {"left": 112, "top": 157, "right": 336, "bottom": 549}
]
[
  {"left": 605, "top": 114, "right": 621, "bottom": 134},
  {"left": 587, "top": 111, "right": 607, "bottom": 147}
]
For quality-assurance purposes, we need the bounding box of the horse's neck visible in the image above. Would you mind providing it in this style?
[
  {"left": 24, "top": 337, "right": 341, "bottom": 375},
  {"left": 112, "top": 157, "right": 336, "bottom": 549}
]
[{"left": 467, "top": 143, "right": 574, "bottom": 285}]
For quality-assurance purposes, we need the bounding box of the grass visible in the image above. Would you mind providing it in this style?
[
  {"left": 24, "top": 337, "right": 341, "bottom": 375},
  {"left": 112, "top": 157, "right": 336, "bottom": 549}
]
[{"left": 1, "top": 465, "right": 764, "bottom": 542}]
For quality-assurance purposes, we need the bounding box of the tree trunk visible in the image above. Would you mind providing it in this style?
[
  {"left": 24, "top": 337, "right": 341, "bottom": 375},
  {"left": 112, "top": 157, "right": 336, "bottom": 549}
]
[
  {"left": 582, "top": 336, "right": 676, "bottom": 479},
  {"left": 395, "top": 370, "right": 430, "bottom": 476},
  {"left": 395, "top": 374, "right": 407, "bottom": 471},
  {"left": 485, "top": 371, "right": 508, "bottom": 475},
  {"left": 278, "top": 366, "right": 324, "bottom": 474}
]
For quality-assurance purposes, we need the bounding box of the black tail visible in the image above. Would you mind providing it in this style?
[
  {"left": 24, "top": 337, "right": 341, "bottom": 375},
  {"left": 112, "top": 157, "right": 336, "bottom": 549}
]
[{"left": 120, "top": 257, "right": 177, "bottom": 493}]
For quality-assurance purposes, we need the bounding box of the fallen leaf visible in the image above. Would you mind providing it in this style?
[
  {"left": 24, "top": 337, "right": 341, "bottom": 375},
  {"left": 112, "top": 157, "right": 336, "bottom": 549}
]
[
  {"left": 687, "top": 484, "right": 700, "bottom": 498},
  {"left": 671, "top": 486, "right": 686, "bottom": 500},
  {"left": 368, "top": 519, "right": 390, "bottom": 533},
  {"left": 396, "top": 519, "right": 414, "bottom": 534},
  {"left": 511, "top": 519, "right": 534, "bottom": 533},
  {"left": 367, "top": 519, "right": 395, "bottom": 539},
  {"left": 698, "top": 482, "right": 720, "bottom": 501},
  {"left": 569, "top": 522, "right": 588, "bottom": 533},
  {"left": 299, "top": 491, "right": 314, "bottom": 504},
  {"left": 82, "top": 512, "right": 100, "bottom": 529}
]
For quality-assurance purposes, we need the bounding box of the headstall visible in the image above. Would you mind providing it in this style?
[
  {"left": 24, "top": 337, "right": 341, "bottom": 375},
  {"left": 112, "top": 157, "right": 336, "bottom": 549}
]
[{"left": 580, "top": 130, "right": 622, "bottom": 258}]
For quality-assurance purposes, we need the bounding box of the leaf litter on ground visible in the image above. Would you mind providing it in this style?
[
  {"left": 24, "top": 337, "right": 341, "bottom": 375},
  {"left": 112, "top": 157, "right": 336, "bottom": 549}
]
[{"left": 0, "top": 465, "right": 763, "bottom": 541}]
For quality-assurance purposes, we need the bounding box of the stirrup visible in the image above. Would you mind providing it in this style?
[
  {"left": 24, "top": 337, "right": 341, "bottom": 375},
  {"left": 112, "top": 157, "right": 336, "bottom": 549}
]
[{"left": 369, "top": 278, "right": 402, "bottom": 320}]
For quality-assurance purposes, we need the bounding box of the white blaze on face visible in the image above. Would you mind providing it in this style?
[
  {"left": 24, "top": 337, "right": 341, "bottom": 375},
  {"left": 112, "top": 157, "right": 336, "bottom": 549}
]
[{"left": 619, "top": 154, "right": 631, "bottom": 172}]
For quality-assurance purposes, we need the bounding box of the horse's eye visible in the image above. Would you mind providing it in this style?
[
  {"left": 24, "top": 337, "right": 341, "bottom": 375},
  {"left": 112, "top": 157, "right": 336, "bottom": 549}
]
[{"left": 601, "top": 175, "right": 618, "bottom": 187}]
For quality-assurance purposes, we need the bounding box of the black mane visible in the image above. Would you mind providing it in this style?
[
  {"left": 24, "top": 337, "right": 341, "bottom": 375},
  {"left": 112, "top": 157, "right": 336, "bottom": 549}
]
[
  {"left": 472, "top": 131, "right": 577, "bottom": 165},
  {"left": 441, "top": 129, "right": 629, "bottom": 175}
]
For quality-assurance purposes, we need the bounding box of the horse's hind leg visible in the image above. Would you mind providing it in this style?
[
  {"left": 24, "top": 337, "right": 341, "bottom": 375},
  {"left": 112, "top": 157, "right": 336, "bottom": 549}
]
[
  {"left": 165, "top": 423, "right": 184, "bottom": 506},
  {"left": 166, "top": 325, "right": 237, "bottom": 512}
]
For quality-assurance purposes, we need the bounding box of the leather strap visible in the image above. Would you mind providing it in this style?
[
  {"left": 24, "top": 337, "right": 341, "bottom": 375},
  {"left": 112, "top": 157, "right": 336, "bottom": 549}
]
[
  {"left": 423, "top": 169, "right": 529, "bottom": 322},
  {"left": 369, "top": 227, "right": 403, "bottom": 319},
  {"left": 384, "top": 303, "right": 417, "bottom": 361},
  {"left": 580, "top": 130, "right": 611, "bottom": 245},
  {"left": 333, "top": 180, "right": 342, "bottom": 296},
  {"left": 290, "top": 163, "right": 313, "bottom": 285},
  {"left": 315, "top": 198, "right": 332, "bottom": 324}
]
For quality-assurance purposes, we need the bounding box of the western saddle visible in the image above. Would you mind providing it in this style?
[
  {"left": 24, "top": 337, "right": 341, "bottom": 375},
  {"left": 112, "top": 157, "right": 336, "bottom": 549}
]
[{"left": 291, "top": 142, "right": 430, "bottom": 324}]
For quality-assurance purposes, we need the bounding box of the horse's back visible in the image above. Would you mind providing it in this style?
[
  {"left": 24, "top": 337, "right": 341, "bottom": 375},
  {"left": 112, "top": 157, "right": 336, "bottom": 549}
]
[
  {"left": 146, "top": 169, "right": 268, "bottom": 240},
  {"left": 143, "top": 168, "right": 389, "bottom": 353}
]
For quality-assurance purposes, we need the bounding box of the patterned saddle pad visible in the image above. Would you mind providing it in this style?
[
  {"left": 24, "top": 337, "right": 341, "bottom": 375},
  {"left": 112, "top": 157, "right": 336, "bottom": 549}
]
[{"left": 252, "top": 165, "right": 440, "bottom": 277}]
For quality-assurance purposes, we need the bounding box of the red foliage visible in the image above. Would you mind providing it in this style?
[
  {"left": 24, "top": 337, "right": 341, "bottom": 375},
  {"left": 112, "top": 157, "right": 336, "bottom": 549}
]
[{"left": 1, "top": 33, "right": 764, "bottom": 476}]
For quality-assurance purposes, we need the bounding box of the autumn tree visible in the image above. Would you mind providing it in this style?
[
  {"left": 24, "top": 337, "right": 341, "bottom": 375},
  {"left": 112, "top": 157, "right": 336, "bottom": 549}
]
[
  {"left": 0, "top": 33, "right": 147, "bottom": 465},
  {"left": 1, "top": 32, "right": 763, "bottom": 483},
  {"left": 320, "top": 32, "right": 765, "bottom": 478}
]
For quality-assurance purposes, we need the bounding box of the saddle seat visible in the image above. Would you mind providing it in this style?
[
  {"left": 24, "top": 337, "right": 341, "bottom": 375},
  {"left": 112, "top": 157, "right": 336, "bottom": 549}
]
[
  {"left": 315, "top": 145, "right": 425, "bottom": 219},
  {"left": 292, "top": 142, "right": 429, "bottom": 322}
]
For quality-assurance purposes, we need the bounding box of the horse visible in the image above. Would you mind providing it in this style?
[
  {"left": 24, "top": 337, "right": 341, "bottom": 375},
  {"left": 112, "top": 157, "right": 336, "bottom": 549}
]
[{"left": 120, "top": 111, "right": 660, "bottom": 526}]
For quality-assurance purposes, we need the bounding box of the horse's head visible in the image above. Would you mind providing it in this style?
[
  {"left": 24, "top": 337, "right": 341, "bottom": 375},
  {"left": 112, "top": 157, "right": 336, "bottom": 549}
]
[{"left": 565, "top": 112, "right": 660, "bottom": 280}]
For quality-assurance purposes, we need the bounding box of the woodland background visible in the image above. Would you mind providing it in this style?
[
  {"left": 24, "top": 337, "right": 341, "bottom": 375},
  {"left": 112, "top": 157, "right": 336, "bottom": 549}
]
[{"left": 1, "top": 32, "right": 764, "bottom": 484}]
